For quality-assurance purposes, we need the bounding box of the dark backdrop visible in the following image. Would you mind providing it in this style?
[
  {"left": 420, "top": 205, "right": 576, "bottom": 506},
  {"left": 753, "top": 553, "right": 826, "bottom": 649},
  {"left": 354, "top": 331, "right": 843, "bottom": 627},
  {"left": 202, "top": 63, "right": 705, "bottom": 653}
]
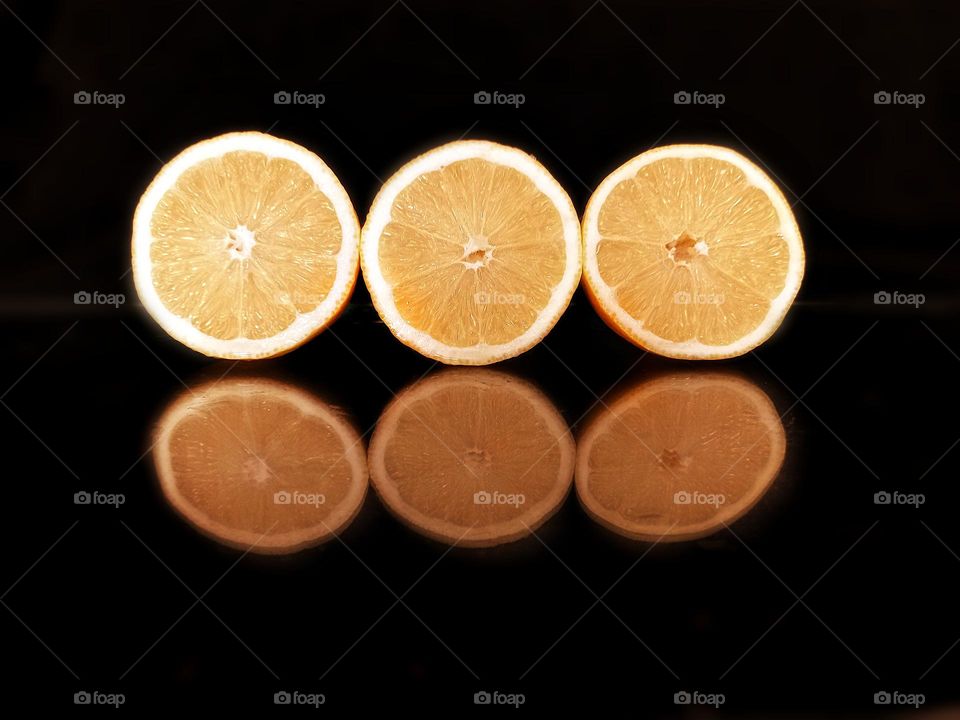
[{"left": 2, "top": 1, "right": 959, "bottom": 715}]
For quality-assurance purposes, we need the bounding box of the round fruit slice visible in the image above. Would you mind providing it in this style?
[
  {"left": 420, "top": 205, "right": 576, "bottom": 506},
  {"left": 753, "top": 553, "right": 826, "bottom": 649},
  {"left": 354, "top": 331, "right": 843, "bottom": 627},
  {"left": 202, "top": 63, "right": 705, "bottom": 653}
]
[
  {"left": 153, "top": 377, "right": 367, "bottom": 554},
  {"left": 576, "top": 373, "right": 785, "bottom": 542},
  {"left": 361, "top": 140, "right": 581, "bottom": 365},
  {"left": 133, "top": 131, "right": 360, "bottom": 359},
  {"left": 368, "top": 369, "right": 574, "bottom": 546},
  {"left": 582, "top": 144, "right": 804, "bottom": 359}
]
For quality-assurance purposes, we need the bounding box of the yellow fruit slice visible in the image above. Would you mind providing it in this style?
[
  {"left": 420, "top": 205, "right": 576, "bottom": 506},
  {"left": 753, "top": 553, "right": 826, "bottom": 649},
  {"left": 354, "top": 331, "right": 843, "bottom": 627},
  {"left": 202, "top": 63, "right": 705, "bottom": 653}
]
[
  {"left": 368, "top": 369, "right": 574, "bottom": 546},
  {"left": 576, "top": 373, "right": 785, "bottom": 542},
  {"left": 582, "top": 144, "right": 804, "bottom": 359},
  {"left": 361, "top": 140, "right": 581, "bottom": 365},
  {"left": 153, "top": 377, "right": 367, "bottom": 554},
  {"left": 132, "top": 132, "right": 360, "bottom": 359}
]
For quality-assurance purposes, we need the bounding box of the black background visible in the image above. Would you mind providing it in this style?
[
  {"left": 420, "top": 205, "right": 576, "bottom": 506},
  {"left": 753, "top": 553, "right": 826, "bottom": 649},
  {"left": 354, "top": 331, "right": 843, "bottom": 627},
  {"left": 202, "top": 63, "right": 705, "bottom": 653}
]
[{"left": 2, "top": 1, "right": 959, "bottom": 715}]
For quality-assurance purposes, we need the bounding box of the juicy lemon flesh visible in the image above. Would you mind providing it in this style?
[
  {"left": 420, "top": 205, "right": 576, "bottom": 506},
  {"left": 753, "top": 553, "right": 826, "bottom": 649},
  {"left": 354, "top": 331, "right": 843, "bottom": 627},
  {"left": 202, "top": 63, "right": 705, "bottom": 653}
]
[
  {"left": 585, "top": 383, "right": 777, "bottom": 529},
  {"left": 149, "top": 150, "right": 343, "bottom": 340},
  {"left": 382, "top": 381, "right": 563, "bottom": 527},
  {"left": 378, "top": 158, "right": 567, "bottom": 347},
  {"left": 166, "top": 389, "right": 356, "bottom": 536},
  {"left": 595, "top": 156, "right": 790, "bottom": 346}
]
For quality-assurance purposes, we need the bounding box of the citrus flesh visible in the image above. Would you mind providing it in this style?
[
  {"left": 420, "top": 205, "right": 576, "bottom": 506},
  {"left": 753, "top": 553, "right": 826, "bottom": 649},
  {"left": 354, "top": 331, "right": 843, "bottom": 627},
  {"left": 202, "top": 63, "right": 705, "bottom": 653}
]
[
  {"left": 576, "top": 372, "right": 785, "bottom": 541},
  {"left": 133, "top": 132, "right": 360, "bottom": 359},
  {"left": 583, "top": 144, "right": 804, "bottom": 359},
  {"left": 362, "top": 140, "right": 581, "bottom": 365},
  {"left": 368, "top": 369, "right": 574, "bottom": 546},
  {"left": 153, "top": 377, "right": 367, "bottom": 553}
]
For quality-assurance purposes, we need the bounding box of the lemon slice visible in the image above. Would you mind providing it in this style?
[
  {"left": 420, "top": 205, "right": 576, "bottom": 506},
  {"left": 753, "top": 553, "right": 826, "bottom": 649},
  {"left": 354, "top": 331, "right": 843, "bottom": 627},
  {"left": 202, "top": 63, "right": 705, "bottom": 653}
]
[
  {"left": 576, "top": 372, "right": 785, "bottom": 542},
  {"left": 368, "top": 369, "right": 574, "bottom": 546},
  {"left": 361, "top": 140, "right": 581, "bottom": 365},
  {"left": 153, "top": 377, "right": 368, "bottom": 554},
  {"left": 132, "top": 131, "right": 360, "bottom": 359},
  {"left": 582, "top": 144, "right": 804, "bottom": 359}
]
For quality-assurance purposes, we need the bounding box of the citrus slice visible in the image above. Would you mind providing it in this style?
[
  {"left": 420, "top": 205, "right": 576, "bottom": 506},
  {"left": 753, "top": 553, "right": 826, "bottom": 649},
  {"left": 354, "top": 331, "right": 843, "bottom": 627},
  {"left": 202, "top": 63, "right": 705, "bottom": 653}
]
[
  {"left": 582, "top": 144, "right": 804, "bottom": 359},
  {"left": 132, "top": 131, "right": 360, "bottom": 359},
  {"left": 153, "top": 377, "right": 367, "bottom": 554},
  {"left": 576, "top": 372, "right": 785, "bottom": 542},
  {"left": 361, "top": 140, "right": 581, "bottom": 365},
  {"left": 368, "top": 369, "right": 574, "bottom": 546}
]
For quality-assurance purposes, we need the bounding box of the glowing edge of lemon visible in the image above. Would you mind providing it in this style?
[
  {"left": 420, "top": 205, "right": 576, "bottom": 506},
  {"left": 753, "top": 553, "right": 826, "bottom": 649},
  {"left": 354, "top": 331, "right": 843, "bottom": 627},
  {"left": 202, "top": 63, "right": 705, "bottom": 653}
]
[
  {"left": 132, "top": 132, "right": 361, "bottom": 359},
  {"left": 582, "top": 144, "right": 805, "bottom": 359},
  {"left": 361, "top": 140, "right": 582, "bottom": 365}
]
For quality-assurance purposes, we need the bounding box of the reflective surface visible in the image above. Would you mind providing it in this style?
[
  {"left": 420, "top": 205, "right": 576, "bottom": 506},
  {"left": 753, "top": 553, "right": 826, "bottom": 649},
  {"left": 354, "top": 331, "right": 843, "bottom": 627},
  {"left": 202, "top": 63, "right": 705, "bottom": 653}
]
[
  {"left": 7, "top": 301, "right": 955, "bottom": 715},
  {"left": 575, "top": 372, "right": 785, "bottom": 542},
  {"left": 152, "top": 377, "right": 367, "bottom": 554},
  {"left": 153, "top": 371, "right": 787, "bottom": 551},
  {"left": 368, "top": 368, "right": 574, "bottom": 547}
]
